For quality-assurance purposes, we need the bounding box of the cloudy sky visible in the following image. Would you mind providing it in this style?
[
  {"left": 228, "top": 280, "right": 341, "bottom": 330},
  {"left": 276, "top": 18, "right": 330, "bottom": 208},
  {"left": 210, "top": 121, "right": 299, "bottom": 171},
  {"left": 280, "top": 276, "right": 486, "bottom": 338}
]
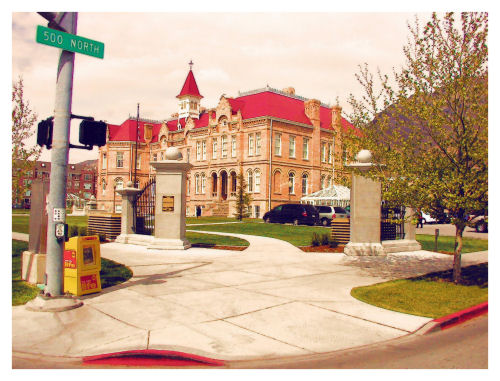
[{"left": 9, "top": 2, "right": 484, "bottom": 164}]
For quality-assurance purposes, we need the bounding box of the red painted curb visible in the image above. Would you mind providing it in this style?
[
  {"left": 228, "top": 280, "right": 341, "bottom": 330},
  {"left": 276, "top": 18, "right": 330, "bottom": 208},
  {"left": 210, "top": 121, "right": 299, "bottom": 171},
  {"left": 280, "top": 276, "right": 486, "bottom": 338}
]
[
  {"left": 416, "top": 301, "right": 488, "bottom": 335},
  {"left": 433, "top": 301, "right": 488, "bottom": 331},
  {"left": 82, "top": 349, "right": 225, "bottom": 367}
]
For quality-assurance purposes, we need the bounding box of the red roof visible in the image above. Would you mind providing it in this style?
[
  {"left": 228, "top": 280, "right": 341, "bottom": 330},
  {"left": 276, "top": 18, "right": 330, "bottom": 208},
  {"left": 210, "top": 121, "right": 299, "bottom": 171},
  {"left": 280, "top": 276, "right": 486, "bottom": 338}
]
[
  {"left": 108, "top": 89, "right": 355, "bottom": 142},
  {"left": 176, "top": 70, "right": 203, "bottom": 99}
]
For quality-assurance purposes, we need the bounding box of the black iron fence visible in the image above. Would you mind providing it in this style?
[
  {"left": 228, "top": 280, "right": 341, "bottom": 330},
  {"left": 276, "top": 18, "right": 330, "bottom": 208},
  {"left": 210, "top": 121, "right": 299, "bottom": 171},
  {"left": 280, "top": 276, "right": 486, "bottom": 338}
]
[
  {"left": 381, "top": 206, "right": 406, "bottom": 241},
  {"left": 133, "top": 178, "right": 156, "bottom": 235}
]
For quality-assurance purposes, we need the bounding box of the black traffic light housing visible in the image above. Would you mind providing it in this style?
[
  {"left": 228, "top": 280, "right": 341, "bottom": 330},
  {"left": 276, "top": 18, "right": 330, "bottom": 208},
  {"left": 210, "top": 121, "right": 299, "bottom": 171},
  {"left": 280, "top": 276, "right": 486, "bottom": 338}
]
[
  {"left": 36, "top": 114, "right": 107, "bottom": 150},
  {"left": 36, "top": 117, "right": 54, "bottom": 149},
  {"left": 79, "top": 120, "right": 107, "bottom": 147}
]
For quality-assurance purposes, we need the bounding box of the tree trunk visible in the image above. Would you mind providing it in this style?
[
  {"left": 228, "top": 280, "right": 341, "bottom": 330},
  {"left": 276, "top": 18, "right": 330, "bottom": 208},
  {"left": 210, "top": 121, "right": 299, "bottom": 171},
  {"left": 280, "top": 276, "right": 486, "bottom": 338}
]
[{"left": 453, "top": 223, "right": 466, "bottom": 284}]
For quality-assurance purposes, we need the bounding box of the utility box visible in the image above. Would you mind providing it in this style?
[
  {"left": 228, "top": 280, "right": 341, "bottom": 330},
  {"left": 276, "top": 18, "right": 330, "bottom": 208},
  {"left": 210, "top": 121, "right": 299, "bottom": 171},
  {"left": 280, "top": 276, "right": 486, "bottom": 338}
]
[{"left": 63, "top": 236, "right": 102, "bottom": 296}]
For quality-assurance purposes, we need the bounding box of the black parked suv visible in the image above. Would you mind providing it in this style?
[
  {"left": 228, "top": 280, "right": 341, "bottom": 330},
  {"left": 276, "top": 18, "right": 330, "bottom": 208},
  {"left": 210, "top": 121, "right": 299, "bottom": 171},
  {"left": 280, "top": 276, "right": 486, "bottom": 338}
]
[{"left": 263, "top": 203, "right": 319, "bottom": 226}]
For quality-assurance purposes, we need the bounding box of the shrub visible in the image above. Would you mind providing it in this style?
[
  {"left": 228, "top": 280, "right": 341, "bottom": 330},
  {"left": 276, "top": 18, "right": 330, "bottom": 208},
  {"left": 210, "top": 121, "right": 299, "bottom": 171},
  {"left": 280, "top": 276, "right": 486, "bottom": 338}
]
[
  {"left": 330, "top": 235, "right": 339, "bottom": 248},
  {"left": 311, "top": 232, "right": 321, "bottom": 247},
  {"left": 68, "top": 225, "right": 79, "bottom": 238},
  {"left": 321, "top": 233, "right": 330, "bottom": 246},
  {"left": 78, "top": 226, "right": 87, "bottom": 236}
]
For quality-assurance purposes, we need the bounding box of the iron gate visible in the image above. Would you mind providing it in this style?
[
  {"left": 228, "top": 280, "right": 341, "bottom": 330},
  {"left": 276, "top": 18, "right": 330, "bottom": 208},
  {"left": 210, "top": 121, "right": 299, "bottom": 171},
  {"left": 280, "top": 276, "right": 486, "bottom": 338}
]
[
  {"left": 381, "top": 205, "right": 406, "bottom": 241},
  {"left": 133, "top": 178, "right": 156, "bottom": 235}
]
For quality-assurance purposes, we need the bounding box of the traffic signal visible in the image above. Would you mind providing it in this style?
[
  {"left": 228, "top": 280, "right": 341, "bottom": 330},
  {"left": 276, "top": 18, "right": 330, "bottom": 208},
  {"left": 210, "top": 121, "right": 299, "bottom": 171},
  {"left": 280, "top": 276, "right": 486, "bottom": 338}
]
[
  {"left": 79, "top": 120, "right": 107, "bottom": 147},
  {"left": 37, "top": 117, "right": 54, "bottom": 149}
]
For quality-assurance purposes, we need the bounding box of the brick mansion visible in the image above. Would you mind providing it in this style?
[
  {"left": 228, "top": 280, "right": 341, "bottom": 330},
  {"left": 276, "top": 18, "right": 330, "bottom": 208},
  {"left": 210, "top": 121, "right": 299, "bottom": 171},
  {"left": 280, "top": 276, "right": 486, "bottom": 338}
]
[{"left": 96, "top": 64, "right": 354, "bottom": 218}]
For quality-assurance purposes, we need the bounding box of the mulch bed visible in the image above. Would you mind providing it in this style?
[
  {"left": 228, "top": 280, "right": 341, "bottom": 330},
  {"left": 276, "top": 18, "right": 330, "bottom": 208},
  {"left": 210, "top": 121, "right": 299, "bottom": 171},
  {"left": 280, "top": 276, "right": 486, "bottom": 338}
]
[{"left": 299, "top": 245, "right": 345, "bottom": 253}]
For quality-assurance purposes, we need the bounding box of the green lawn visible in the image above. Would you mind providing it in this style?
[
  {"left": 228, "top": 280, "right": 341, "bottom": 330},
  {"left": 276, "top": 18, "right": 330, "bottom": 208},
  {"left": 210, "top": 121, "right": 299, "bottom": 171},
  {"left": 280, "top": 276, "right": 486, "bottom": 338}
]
[
  {"left": 416, "top": 234, "right": 487, "bottom": 253},
  {"left": 12, "top": 239, "right": 134, "bottom": 305},
  {"left": 351, "top": 264, "right": 488, "bottom": 318},
  {"left": 186, "top": 232, "right": 249, "bottom": 247},
  {"left": 12, "top": 215, "right": 88, "bottom": 234},
  {"left": 12, "top": 240, "right": 40, "bottom": 305},
  {"left": 188, "top": 222, "right": 330, "bottom": 247}
]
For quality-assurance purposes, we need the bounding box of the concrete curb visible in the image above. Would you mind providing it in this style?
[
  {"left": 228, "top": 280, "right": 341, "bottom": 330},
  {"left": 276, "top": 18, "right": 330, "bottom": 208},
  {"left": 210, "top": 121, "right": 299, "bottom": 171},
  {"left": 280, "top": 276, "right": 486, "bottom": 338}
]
[{"left": 414, "top": 301, "right": 488, "bottom": 335}]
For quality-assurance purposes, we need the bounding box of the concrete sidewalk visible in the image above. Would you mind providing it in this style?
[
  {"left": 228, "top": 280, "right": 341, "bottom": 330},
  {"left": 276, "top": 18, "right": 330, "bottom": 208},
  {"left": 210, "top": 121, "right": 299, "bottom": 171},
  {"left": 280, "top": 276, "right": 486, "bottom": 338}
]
[{"left": 12, "top": 231, "right": 487, "bottom": 362}]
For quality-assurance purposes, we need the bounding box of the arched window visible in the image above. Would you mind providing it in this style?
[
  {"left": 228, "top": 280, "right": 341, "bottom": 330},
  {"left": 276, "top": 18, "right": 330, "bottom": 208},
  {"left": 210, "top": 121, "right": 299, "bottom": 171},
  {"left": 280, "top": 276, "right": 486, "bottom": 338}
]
[
  {"left": 195, "top": 174, "right": 200, "bottom": 194},
  {"left": 321, "top": 175, "right": 326, "bottom": 189},
  {"left": 201, "top": 173, "right": 206, "bottom": 194},
  {"left": 273, "top": 170, "right": 281, "bottom": 194},
  {"left": 230, "top": 171, "right": 237, "bottom": 193},
  {"left": 302, "top": 173, "right": 309, "bottom": 195},
  {"left": 288, "top": 172, "right": 295, "bottom": 194},
  {"left": 247, "top": 169, "right": 253, "bottom": 192},
  {"left": 254, "top": 170, "right": 261, "bottom": 193},
  {"left": 114, "top": 177, "right": 123, "bottom": 190},
  {"left": 101, "top": 178, "right": 106, "bottom": 195}
]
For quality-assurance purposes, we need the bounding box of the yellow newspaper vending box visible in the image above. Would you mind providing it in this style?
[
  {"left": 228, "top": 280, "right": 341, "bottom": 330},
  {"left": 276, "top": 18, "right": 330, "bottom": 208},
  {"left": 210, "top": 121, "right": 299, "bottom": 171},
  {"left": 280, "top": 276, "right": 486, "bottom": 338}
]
[{"left": 63, "top": 236, "right": 102, "bottom": 296}]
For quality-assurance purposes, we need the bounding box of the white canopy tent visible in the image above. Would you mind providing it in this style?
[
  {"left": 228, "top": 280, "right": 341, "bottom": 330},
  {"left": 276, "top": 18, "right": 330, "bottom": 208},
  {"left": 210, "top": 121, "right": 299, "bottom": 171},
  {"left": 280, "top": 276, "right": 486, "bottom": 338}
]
[{"left": 301, "top": 184, "right": 351, "bottom": 208}]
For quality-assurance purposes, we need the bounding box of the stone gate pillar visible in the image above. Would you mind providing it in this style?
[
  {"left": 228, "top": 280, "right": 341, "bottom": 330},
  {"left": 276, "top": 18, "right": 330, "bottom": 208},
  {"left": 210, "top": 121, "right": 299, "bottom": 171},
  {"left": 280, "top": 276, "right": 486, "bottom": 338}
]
[
  {"left": 149, "top": 147, "right": 193, "bottom": 250},
  {"left": 344, "top": 150, "right": 386, "bottom": 256},
  {"left": 115, "top": 182, "right": 141, "bottom": 244}
]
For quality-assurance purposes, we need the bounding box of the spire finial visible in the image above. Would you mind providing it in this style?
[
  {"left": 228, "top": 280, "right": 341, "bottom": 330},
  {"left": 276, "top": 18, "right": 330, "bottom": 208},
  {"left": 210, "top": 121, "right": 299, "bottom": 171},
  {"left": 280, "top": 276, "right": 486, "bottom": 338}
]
[{"left": 189, "top": 60, "right": 194, "bottom": 70}]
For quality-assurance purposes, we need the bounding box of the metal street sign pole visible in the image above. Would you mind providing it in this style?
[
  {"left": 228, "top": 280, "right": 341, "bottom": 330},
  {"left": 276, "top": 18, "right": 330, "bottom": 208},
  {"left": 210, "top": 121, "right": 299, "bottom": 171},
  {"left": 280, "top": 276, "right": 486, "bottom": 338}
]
[{"left": 45, "top": 12, "right": 77, "bottom": 296}]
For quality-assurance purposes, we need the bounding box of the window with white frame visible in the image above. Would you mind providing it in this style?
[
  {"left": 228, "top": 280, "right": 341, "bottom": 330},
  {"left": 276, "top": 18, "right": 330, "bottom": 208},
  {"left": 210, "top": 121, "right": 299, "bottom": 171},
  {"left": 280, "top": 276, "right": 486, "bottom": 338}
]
[
  {"left": 101, "top": 179, "right": 106, "bottom": 195},
  {"left": 328, "top": 143, "right": 333, "bottom": 164},
  {"left": 303, "top": 138, "right": 309, "bottom": 160},
  {"left": 102, "top": 153, "right": 107, "bottom": 169},
  {"left": 302, "top": 173, "right": 309, "bottom": 195},
  {"left": 153, "top": 153, "right": 157, "bottom": 162},
  {"left": 136, "top": 153, "right": 141, "bottom": 169},
  {"left": 187, "top": 177, "right": 190, "bottom": 196},
  {"left": 288, "top": 172, "right": 295, "bottom": 194},
  {"left": 202, "top": 140, "right": 207, "bottom": 160},
  {"left": 195, "top": 174, "right": 200, "bottom": 194},
  {"left": 248, "top": 134, "right": 254, "bottom": 156},
  {"left": 247, "top": 169, "right": 253, "bottom": 192},
  {"left": 116, "top": 152, "right": 124, "bottom": 168},
  {"left": 201, "top": 173, "right": 206, "bottom": 193},
  {"left": 321, "top": 143, "right": 327, "bottom": 163},
  {"left": 196, "top": 141, "right": 201, "bottom": 161},
  {"left": 321, "top": 175, "right": 326, "bottom": 189},
  {"left": 221, "top": 135, "right": 228, "bottom": 158},
  {"left": 115, "top": 177, "right": 124, "bottom": 190},
  {"left": 212, "top": 138, "right": 218, "bottom": 159},
  {"left": 255, "top": 132, "right": 261, "bottom": 155},
  {"left": 275, "top": 133, "right": 282, "bottom": 156},
  {"left": 254, "top": 170, "right": 261, "bottom": 193},
  {"left": 289, "top": 135, "right": 296, "bottom": 158},
  {"left": 231, "top": 136, "right": 236, "bottom": 157}
]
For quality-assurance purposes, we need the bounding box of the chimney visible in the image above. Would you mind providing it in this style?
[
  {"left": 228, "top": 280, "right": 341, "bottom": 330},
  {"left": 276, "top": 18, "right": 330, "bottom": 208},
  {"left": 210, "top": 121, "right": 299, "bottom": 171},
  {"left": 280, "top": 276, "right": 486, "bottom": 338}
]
[
  {"left": 331, "top": 105, "right": 342, "bottom": 132},
  {"left": 144, "top": 124, "right": 153, "bottom": 143},
  {"left": 304, "top": 99, "right": 321, "bottom": 126}
]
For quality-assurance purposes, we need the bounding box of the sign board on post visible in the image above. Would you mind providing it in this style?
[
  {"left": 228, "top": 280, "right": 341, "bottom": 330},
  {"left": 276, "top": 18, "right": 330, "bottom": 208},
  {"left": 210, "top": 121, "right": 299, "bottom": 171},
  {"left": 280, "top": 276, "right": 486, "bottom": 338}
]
[{"left": 36, "top": 25, "right": 105, "bottom": 59}]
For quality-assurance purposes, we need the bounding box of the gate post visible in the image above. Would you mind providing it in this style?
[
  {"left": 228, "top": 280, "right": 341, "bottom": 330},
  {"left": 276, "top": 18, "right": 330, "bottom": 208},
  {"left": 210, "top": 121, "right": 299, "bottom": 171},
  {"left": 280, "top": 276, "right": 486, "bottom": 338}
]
[
  {"left": 115, "top": 181, "right": 141, "bottom": 244},
  {"left": 344, "top": 150, "right": 386, "bottom": 256},
  {"left": 149, "top": 147, "right": 193, "bottom": 250}
]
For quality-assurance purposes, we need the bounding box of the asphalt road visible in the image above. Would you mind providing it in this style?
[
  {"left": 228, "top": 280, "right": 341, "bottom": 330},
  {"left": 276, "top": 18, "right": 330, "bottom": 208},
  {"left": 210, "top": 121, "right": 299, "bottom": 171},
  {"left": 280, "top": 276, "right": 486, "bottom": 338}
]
[
  {"left": 229, "top": 315, "right": 488, "bottom": 369},
  {"left": 416, "top": 223, "right": 488, "bottom": 240}
]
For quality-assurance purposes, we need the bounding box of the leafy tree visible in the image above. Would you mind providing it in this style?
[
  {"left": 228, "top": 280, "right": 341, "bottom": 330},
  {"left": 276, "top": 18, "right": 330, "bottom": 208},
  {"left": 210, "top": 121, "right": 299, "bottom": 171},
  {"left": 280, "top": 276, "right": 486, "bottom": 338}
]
[
  {"left": 342, "top": 13, "right": 488, "bottom": 283},
  {"left": 12, "top": 77, "right": 41, "bottom": 206},
  {"left": 233, "top": 170, "right": 252, "bottom": 221}
]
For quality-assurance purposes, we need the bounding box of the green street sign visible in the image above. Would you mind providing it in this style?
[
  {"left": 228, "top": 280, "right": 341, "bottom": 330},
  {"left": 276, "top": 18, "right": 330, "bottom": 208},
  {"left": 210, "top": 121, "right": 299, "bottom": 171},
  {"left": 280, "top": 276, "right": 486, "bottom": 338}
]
[{"left": 36, "top": 25, "right": 104, "bottom": 59}]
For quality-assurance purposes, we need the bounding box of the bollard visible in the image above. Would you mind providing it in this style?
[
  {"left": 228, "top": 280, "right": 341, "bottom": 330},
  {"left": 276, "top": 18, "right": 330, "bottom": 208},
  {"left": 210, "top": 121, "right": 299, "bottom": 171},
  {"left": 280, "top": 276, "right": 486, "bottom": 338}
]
[{"left": 434, "top": 228, "right": 439, "bottom": 252}]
